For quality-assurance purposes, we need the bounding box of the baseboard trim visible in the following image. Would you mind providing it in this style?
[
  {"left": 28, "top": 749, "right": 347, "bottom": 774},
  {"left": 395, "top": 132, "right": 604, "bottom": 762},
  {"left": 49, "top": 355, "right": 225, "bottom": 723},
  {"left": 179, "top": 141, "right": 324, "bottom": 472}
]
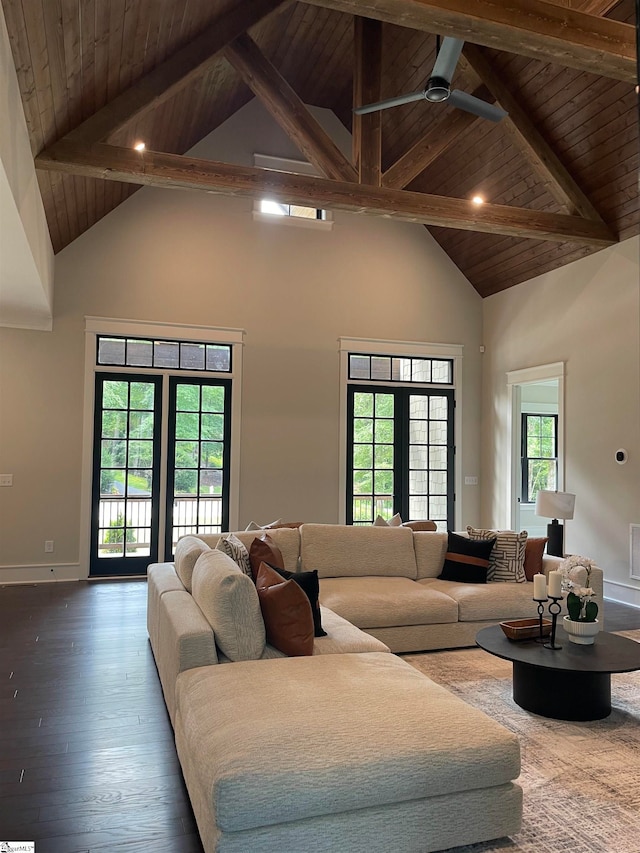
[
  {"left": 0, "top": 563, "right": 85, "bottom": 585},
  {"left": 604, "top": 579, "right": 640, "bottom": 609}
]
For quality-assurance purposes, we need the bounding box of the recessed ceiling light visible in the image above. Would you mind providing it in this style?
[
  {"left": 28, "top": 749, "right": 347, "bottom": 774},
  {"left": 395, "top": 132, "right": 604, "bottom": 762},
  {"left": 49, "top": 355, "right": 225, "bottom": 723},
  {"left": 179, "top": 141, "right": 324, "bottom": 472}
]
[
  {"left": 471, "top": 195, "right": 484, "bottom": 206},
  {"left": 133, "top": 141, "right": 146, "bottom": 152}
]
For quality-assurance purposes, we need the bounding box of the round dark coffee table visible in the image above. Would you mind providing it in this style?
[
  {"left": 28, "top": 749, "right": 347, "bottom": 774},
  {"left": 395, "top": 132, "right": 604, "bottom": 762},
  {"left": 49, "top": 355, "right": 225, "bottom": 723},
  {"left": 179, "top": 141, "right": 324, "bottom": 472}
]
[{"left": 476, "top": 624, "right": 640, "bottom": 720}]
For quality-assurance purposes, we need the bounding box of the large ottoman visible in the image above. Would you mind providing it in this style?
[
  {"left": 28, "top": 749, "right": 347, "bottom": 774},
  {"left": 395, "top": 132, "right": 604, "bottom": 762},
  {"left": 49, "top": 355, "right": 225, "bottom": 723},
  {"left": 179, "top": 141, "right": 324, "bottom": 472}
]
[{"left": 174, "top": 653, "right": 522, "bottom": 853}]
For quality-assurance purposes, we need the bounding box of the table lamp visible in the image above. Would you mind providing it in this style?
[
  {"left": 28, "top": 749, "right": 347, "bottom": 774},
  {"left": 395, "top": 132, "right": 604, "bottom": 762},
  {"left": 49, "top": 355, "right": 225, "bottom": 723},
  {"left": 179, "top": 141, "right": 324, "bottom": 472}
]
[{"left": 535, "top": 490, "right": 576, "bottom": 557}]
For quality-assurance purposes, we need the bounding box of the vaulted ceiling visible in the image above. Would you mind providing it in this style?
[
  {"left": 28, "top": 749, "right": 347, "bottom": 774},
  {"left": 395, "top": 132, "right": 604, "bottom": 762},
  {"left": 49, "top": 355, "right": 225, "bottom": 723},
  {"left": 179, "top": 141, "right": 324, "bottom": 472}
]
[{"left": 2, "top": 0, "right": 638, "bottom": 296}]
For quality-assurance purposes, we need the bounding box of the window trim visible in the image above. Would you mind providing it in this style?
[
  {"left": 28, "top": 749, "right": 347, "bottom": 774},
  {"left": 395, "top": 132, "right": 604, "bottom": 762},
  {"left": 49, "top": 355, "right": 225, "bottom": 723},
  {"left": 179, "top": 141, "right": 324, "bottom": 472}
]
[
  {"left": 80, "top": 317, "right": 244, "bottom": 578},
  {"left": 338, "top": 337, "right": 463, "bottom": 527}
]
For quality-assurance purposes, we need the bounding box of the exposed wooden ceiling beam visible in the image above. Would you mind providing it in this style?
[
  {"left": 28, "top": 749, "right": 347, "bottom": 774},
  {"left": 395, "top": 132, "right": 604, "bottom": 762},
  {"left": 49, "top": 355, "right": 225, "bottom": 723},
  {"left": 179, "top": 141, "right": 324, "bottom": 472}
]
[
  {"left": 224, "top": 34, "right": 357, "bottom": 182},
  {"left": 301, "top": 0, "right": 636, "bottom": 82},
  {"left": 353, "top": 17, "right": 383, "bottom": 185},
  {"left": 547, "top": 0, "right": 621, "bottom": 14},
  {"left": 461, "top": 45, "right": 605, "bottom": 221},
  {"left": 61, "top": 0, "right": 287, "bottom": 146},
  {"left": 35, "top": 141, "right": 616, "bottom": 247},
  {"left": 382, "top": 89, "right": 489, "bottom": 189}
]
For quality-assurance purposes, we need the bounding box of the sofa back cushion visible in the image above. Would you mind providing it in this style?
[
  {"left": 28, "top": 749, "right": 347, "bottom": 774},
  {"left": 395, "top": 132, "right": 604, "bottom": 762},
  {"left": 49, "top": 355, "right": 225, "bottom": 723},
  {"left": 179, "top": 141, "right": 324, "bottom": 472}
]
[
  {"left": 198, "top": 527, "right": 300, "bottom": 572},
  {"left": 300, "top": 523, "right": 417, "bottom": 579},
  {"left": 191, "top": 549, "right": 265, "bottom": 662},
  {"left": 413, "top": 531, "right": 449, "bottom": 579},
  {"left": 174, "top": 536, "right": 210, "bottom": 592}
]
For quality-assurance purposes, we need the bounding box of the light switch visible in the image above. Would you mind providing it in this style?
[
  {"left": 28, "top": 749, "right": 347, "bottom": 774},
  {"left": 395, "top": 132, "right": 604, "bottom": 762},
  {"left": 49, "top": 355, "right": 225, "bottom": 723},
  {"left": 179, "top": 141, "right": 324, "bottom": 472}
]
[
  {"left": 464, "top": 476, "right": 478, "bottom": 486},
  {"left": 0, "top": 474, "right": 13, "bottom": 487}
]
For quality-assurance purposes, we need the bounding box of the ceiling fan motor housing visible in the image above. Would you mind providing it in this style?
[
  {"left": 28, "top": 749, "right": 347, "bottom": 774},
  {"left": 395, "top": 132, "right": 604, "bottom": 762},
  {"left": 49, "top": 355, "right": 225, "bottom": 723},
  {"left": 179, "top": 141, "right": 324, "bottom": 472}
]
[{"left": 425, "top": 76, "right": 451, "bottom": 102}]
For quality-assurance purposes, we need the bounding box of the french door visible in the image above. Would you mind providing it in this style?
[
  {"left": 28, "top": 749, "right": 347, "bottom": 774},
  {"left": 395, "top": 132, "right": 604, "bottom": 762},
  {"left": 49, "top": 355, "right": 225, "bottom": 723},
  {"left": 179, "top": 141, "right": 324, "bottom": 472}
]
[
  {"left": 90, "top": 374, "right": 230, "bottom": 576},
  {"left": 346, "top": 385, "right": 455, "bottom": 529}
]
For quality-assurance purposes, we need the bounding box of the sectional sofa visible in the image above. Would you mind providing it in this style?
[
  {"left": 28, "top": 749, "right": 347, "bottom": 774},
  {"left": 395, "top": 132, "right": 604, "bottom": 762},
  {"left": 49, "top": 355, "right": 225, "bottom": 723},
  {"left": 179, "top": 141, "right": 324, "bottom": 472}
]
[
  {"left": 148, "top": 524, "right": 552, "bottom": 853},
  {"left": 147, "top": 523, "right": 602, "bottom": 853}
]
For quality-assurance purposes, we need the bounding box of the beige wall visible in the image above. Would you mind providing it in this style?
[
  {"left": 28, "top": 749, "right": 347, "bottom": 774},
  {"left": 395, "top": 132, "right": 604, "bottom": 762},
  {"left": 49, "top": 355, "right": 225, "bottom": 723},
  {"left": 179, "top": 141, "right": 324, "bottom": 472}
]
[
  {"left": 0, "top": 99, "right": 483, "bottom": 580},
  {"left": 482, "top": 236, "right": 640, "bottom": 598}
]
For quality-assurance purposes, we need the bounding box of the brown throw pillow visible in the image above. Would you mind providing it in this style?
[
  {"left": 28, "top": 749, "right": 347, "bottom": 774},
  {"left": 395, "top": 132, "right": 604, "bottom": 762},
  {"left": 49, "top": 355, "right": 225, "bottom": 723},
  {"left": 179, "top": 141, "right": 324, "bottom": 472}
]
[
  {"left": 249, "top": 533, "right": 285, "bottom": 582},
  {"left": 524, "top": 537, "right": 548, "bottom": 581},
  {"left": 256, "top": 562, "right": 314, "bottom": 657},
  {"left": 402, "top": 520, "right": 437, "bottom": 531}
]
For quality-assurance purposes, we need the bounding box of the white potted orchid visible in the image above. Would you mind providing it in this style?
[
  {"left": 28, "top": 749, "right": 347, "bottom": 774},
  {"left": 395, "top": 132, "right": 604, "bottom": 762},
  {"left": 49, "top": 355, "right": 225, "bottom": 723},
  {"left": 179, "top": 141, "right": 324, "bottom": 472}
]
[{"left": 560, "top": 555, "right": 599, "bottom": 644}]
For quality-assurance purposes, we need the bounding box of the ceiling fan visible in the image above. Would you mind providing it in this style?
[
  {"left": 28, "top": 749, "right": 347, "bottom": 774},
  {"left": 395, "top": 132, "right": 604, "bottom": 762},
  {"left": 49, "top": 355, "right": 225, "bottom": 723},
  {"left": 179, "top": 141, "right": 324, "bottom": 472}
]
[{"left": 354, "top": 37, "right": 507, "bottom": 123}]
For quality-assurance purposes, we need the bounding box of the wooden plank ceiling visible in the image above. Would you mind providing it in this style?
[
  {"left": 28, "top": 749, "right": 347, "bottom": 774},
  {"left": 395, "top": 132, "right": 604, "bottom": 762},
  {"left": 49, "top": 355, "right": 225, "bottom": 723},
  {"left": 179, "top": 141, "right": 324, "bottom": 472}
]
[{"left": 2, "top": 0, "right": 638, "bottom": 296}]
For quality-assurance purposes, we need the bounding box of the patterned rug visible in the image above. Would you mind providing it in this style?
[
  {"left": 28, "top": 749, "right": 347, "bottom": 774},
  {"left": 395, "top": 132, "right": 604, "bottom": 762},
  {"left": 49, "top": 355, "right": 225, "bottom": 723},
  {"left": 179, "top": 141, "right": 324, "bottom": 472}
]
[{"left": 402, "top": 630, "right": 640, "bottom": 853}]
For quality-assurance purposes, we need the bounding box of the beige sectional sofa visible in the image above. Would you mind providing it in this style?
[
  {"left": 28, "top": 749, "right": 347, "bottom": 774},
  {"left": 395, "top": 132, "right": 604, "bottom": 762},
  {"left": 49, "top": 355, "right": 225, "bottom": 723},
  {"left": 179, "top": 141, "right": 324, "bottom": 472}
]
[{"left": 147, "top": 523, "right": 602, "bottom": 853}]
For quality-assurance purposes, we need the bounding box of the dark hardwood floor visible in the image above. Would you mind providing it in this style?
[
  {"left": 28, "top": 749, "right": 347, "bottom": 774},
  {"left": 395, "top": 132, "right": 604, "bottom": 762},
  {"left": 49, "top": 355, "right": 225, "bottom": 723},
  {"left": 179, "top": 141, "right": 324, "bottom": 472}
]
[
  {"left": 1, "top": 580, "right": 639, "bottom": 851},
  {"left": 0, "top": 579, "right": 204, "bottom": 852}
]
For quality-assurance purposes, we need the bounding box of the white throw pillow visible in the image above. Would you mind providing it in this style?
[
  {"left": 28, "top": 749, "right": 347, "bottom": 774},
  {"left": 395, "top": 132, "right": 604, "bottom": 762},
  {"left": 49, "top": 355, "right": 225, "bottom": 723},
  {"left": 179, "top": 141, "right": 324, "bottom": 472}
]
[
  {"left": 245, "top": 519, "right": 283, "bottom": 531},
  {"left": 467, "top": 526, "right": 527, "bottom": 583},
  {"left": 373, "top": 513, "right": 403, "bottom": 527}
]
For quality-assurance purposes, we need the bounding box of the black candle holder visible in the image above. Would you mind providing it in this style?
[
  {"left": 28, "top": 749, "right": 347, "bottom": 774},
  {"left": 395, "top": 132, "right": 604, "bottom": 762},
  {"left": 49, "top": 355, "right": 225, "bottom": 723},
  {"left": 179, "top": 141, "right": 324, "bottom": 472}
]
[
  {"left": 544, "top": 595, "right": 563, "bottom": 650},
  {"left": 533, "top": 597, "right": 549, "bottom": 643}
]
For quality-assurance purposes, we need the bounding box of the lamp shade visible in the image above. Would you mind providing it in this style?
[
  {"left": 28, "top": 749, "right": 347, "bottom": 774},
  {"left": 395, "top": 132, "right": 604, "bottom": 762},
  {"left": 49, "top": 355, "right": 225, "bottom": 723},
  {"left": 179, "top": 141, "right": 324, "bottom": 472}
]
[{"left": 535, "top": 490, "right": 575, "bottom": 520}]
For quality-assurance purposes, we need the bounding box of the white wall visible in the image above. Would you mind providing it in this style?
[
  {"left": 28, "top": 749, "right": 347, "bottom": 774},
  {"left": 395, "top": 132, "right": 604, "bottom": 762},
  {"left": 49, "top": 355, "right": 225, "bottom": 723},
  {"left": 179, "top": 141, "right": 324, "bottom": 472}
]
[
  {"left": 482, "top": 236, "right": 640, "bottom": 601},
  {"left": 0, "top": 98, "right": 483, "bottom": 581}
]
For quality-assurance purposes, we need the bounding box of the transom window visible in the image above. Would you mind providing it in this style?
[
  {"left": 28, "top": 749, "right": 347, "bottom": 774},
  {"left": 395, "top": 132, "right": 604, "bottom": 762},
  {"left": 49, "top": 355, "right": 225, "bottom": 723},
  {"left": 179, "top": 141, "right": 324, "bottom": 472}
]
[
  {"left": 259, "top": 200, "right": 326, "bottom": 221},
  {"left": 97, "top": 335, "right": 231, "bottom": 372},
  {"left": 349, "top": 353, "right": 453, "bottom": 384}
]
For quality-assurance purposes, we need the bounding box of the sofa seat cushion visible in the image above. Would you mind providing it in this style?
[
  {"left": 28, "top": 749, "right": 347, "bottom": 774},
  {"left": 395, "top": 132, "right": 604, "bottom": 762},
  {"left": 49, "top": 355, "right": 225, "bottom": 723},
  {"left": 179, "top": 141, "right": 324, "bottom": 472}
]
[
  {"left": 301, "top": 523, "right": 418, "bottom": 579},
  {"left": 318, "top": 576, "right": 457, "bottom": 628},
  {"left": 419, "top": 578, "right": 537, "bottom": 621},
  {"left": 175, "top": 653, "right": 520, "bottom": 833}
]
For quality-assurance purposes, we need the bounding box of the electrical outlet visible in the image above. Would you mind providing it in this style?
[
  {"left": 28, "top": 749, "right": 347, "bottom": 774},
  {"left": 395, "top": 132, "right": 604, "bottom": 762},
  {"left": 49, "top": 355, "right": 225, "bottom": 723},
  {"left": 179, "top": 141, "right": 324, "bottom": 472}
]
[
  {"left": 0, "top": 474, "right": 13, "bottom": 486},
  {"left": 44, "top": 540, "right": 54, "bottom": 553}
]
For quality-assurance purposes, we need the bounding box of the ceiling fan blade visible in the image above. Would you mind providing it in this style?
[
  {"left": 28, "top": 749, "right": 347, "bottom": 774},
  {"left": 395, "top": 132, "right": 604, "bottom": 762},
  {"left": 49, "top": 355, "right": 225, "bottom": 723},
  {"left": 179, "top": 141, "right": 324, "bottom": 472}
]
[
  {"left": 354, "top": 90, "right": 425, "bottom": 115},
  {"left": 447, "top": 89, "right": 508, "bottom": 122},
  {"left": 431, "top": 37, "right": 464, "bottom": 83}
]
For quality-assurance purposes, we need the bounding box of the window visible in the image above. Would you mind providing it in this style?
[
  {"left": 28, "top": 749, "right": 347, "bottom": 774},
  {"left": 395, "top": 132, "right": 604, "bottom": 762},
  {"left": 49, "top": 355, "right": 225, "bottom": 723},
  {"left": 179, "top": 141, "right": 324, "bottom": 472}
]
[
  {"left": 348, "top": 386, "right": 454, "bottom": 528},
  {"left": 521, "top": 413, "right": 558, "bottom": 503},
  {"left": 253, "top": 154, "right": 333, "bottom": 230},
  {"left": 259, "top": 200, "right": 326, "bottom": 221},
  {"left": 97, "top": 335, "right": 231, "bottom": 372},
  {"left": 341, "top": 339, "right": 460, "bottom": 532},
  {"left": 84, "top": 319, "right": 242, "bottom": 577}
]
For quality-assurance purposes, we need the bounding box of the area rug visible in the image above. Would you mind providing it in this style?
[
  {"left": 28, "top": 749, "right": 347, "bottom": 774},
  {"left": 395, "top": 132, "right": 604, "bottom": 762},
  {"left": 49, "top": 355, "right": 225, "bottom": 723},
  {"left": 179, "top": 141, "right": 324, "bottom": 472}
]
[{"left": 402, "top": 630, "right": 640, "bottom": 853}]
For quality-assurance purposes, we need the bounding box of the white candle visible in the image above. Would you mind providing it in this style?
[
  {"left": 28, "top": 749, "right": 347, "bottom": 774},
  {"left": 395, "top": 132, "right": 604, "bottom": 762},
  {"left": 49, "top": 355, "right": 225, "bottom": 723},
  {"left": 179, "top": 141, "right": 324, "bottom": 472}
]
[
  {"left": 533, "top": 573, "right": 547, "bottom": 600},
  {"left": 548, "top": 570, "right": 562, "bottom": 598}
]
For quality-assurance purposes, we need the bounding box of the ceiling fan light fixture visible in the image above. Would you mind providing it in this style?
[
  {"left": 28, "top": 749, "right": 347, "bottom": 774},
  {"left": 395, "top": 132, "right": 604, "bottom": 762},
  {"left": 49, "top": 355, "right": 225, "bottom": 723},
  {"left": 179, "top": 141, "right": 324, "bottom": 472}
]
[{"left": 425, "top": 76, "right": 451, "bottom": 102}]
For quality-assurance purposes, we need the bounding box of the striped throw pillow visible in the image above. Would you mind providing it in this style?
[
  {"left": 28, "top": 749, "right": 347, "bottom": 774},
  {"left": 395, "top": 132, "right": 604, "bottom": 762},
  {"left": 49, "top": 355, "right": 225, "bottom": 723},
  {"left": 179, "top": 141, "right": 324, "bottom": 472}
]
[
  {"left": 215, "top": 533, "right": 252, "bottom": 577},
  {"left": 467, "top": 526, "right": 528, "bottom": 583}
]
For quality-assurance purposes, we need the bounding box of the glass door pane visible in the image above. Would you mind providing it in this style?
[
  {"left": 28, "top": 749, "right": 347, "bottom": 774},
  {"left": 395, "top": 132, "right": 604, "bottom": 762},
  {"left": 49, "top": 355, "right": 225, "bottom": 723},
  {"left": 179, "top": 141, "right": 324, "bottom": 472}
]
[
  {"left": 348, "top": 389, "right": 395, "bottom": 524},
  {"left": 407, "top": 391, "right": 453, "bottom": 531},
  {"left": 91, "top": 374, "right": 162, "bottom": 576},
  {"left": 166, "top": 378, "right": 231, "bottom": 556}
]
